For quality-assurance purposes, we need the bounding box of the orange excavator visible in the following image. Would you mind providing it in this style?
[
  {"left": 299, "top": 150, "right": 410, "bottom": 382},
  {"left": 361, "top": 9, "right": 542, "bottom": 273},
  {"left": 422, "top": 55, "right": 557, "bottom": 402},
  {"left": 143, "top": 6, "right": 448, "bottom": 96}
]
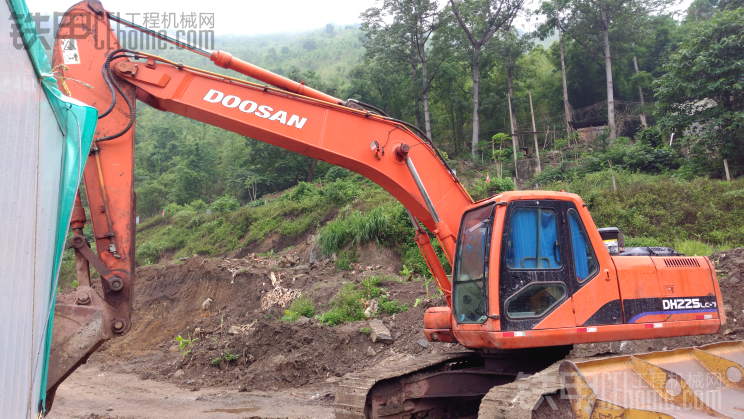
[{"left": 48, "top": 1, "right": 744, "bottom": 417}]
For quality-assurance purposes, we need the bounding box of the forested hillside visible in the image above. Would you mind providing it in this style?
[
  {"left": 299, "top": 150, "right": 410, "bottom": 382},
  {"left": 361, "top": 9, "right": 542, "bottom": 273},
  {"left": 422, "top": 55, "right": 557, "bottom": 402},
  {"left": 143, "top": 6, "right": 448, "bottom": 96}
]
[{"left": 106, "top": 0, "right": 744, "bottom": 280}]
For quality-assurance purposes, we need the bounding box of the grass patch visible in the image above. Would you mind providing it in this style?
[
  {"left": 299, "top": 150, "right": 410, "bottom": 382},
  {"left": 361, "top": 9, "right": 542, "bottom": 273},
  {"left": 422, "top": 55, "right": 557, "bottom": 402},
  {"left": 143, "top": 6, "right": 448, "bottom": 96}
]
[
  {"left": 133, "top": 178, "right": 369, "bottom": 265},
  {"left": 673, "top": 240, "right": 714, "bottom": 257},
  {"left": 282, "top": 294, "right": 316, "bottom": 321},
  {"left": 318, "top": 277, "right": 408, "bottom": 326},
  {"left": 335, "top": 249, "right": 357, "bottom": 271},
  {"left": 547, "top": 171, "right": 744, "bottom": 248}
]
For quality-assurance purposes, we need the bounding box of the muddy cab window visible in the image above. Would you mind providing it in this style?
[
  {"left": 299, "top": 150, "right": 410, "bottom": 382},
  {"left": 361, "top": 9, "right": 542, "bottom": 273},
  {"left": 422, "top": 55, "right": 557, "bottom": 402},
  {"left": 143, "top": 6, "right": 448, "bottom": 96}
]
[
  {"left": 505, "top": 208, "right": 562, "bottom": 270},
  {"left": 453, "top": 204, "right": 494, "bottom": 324},
  {"left": 506, "top": 283, "right": 566, "bottom": 318}
]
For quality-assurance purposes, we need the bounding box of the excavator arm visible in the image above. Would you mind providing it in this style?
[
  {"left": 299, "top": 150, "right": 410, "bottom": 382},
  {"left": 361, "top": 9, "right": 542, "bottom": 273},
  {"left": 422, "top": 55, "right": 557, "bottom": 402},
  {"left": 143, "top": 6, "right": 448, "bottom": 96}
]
[{"left": 46, "top": 0, "right": 473, "bottom": 407}]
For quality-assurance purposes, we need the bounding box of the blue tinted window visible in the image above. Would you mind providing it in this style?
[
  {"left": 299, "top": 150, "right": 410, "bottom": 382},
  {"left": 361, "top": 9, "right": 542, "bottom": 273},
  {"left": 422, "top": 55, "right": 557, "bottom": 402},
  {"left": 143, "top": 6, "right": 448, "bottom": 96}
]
[
  {"left": 569, "top": 210, "right": 598, "bottom": 281},
  {"left": 505, "top": 208, "right": 562, "bottom": 270}
]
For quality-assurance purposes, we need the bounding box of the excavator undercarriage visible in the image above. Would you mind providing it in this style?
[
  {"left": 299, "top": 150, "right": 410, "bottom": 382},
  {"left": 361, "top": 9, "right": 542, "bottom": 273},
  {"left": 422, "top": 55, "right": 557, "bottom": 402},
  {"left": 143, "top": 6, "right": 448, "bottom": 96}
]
[
  {"left": 336, "top": 341, "right": 744, "bottom": 419},
  {"left": 335, "top": 346, "right": 573, "bottom": 418}
]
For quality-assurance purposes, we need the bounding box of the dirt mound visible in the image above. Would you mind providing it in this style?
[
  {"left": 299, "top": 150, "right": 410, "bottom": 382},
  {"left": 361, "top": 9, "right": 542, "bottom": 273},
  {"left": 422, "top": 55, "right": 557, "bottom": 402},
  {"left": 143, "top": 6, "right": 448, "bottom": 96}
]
[
  {"left": 89, "top": 249, "right": 744, "bottom": 393},
  {"left": 572, "top": 249, "right": 744, "bottom": 357},
  {"left": 91, "top": 254, "right": 457, "bottom": 392}
]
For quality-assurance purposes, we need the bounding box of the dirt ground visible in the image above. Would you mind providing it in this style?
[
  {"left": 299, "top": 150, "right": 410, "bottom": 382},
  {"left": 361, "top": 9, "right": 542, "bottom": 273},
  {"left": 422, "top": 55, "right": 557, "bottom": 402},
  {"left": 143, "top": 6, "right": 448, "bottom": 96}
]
[
  {"left": 47, "top": 363, "right": 335, "bottom": 419},
  {"left": 49, "top": 245, "right": 744, "bottom": 418}
]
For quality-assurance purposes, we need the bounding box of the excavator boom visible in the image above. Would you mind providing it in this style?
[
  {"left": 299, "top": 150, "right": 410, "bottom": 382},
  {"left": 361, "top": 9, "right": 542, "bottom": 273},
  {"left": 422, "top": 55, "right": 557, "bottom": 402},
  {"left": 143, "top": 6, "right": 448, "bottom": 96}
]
[{"left": 46, "top": 0, "right": 471, "bottom": 405}]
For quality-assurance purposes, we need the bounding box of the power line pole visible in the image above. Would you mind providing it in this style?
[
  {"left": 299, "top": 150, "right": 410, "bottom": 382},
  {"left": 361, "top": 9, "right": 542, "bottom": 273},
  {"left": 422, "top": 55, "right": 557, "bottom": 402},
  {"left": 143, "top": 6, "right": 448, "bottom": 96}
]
[{"left": 528, "top": 90, "right": 541, "bottom": 173}]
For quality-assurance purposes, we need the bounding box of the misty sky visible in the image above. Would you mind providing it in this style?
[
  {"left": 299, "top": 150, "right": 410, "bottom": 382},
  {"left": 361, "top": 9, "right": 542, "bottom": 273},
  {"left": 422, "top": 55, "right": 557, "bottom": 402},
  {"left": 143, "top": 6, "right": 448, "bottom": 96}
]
[{"left": 26, "top": 0, "right": 694, "bottom": 36}]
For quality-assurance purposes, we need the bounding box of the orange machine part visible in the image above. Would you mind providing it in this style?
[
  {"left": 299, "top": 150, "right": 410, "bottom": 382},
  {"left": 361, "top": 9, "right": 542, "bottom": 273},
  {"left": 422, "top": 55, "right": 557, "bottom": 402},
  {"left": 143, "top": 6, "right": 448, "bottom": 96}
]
[
  {"left": 443, "top": 191, "right": 724, "bottom": 350},
  {"left": 423, "top": 307, "right": 458, "bottom": 343},
  {"left": 53, "top": 4, "right": 136, "bottom": 316},
  {"left": 113, "top": 62, "right": 472, "bottom": 244}
]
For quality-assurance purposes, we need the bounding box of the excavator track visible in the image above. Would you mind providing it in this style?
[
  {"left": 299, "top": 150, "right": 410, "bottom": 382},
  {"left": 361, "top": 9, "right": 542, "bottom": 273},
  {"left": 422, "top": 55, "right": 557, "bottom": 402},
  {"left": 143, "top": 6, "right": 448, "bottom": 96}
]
[
  {"left": 335, "top": 352, "right": 476, "bottom": 419},
  {"left": 478, "top": 359, "right": 582, "bottom": 419},
  {"left": 335, "top": 346, "right": 574, "bottom": 419}
]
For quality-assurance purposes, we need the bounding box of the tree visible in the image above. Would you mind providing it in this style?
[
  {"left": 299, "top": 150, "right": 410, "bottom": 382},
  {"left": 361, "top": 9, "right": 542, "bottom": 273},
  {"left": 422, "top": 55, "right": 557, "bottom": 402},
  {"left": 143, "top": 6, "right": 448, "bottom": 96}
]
[
  {"left": 535, "top": 1, "right": 574, "bottom": 134},
  {"left": 360, "top": 0, "right": 449, "bottom": 140},
  {"left": 539, "top": 0, "right": 673, "bottom": 139},
  {"left": 490, "top": 26, "right": 533, "bottom": 132},
  {"left": 448, "top": 0, "right": 527, "bottom": 161},
  {"left": 655, "top": 9, "right": 744, "bottom": 176}
]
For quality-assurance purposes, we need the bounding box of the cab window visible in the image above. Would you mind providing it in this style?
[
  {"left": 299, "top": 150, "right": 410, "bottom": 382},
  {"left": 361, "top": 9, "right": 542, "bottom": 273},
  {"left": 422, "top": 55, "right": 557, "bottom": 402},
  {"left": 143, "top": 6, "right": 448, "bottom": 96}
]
[
  {"left": 506, "top": 283, "right": 566, "bottom": 318},
  {"left": 452, "top": 204, "right": 494, "bottom": 324},
  {"left": 568, "top": 209, "right": 598, "bottom": 282},
  {"left": 505, "top": 208, "right": 562, "bottom": 270}
]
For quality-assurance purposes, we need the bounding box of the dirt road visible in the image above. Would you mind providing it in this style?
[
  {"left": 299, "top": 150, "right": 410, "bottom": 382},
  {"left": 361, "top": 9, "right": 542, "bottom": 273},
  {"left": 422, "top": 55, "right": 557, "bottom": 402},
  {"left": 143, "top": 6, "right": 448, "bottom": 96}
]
[{"left": 48, "top": 363, "right": 335, "bottom": 419}]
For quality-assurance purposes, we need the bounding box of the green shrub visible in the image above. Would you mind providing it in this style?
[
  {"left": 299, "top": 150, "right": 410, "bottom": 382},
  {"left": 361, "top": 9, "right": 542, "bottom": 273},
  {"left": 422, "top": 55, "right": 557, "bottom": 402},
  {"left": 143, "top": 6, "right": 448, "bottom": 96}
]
[
  {"left": 625, "top": 236, "right": 665, "bottom": 247},
  {"left": 533, "top": 163, "right": 571, "bottom": 185},
  {"left": 224, "top": 350, "right": 240, "bottom": 362},
  {"left": 318, "top": 207, "right": 390, "bottom": 255},
  {"left": 163, "top": 202, "right": 181, "bottom": 216},
  {"left": 186, "top": 199, "right": 208, "bottom": 212},
  {"left": 378, "top": 295, "right": 408, "bottom": 314},
  {"left": 210, "top": 195, "right": 240, "bottom": 212},
  {"left": 547, "top": 173, "right": 744, "bottom": 247},
  {"left": 320, "top": 179, "right": 360, "bottom": 205},
  {"left": 282, "top": 294, "right": 316, "bottom": 321},
  {"left": 284, "top": 182, "right": 316, "bottom": 202},
  {"left": 318, "top": 278, "right": 407, "bottom": 326},
  {"left": 401, "top": 233, "right": 451, "bottom": 277},
  {"left": 469, "top": 176, "right": 516, "bottom": 201},
  {"left": 319, "top": 283, "right": 366, "bottom": 326},
  {"left": 335, "top": 249, "right": 357, "bottom": 270},
  {"left": 325, "top": 166, "right": 351, "bottom": 182},
  {"left": 137, "top": 241, "right": 163, "bottom": 265}
]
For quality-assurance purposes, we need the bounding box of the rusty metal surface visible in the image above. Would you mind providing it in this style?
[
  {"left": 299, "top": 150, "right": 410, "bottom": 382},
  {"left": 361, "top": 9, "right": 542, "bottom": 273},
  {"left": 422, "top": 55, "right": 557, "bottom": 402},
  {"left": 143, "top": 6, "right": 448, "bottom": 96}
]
[{"left": 562, "top": 341, "right": 744, "bottom": 419}]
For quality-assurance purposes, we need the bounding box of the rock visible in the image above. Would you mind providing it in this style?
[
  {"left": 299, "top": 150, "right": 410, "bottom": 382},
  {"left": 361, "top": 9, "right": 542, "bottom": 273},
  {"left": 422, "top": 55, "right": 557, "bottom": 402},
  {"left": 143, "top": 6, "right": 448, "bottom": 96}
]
[
  {"left": 296, "top": 316, "right": 311, "bottom": 325},
  {"left": 278, "top": 255, "right": 296, "bottom": 268},
  {"left": 173, "top": 369, "right": 184, "bottom": 378},
  {"left": 730, "top": 276, "right": 740, "bottom": 285},
  {"left": 179, "top": 257, "right": 188, "bottom": 261},
  {"left": 228, "top": 325, "right": 242, "bottom": 335},
  {"left": 417, "top": 338, "right": 429, "bottom": 348},
  {"left": 295, "top": 264, "right": 311, "bottom": 273},
  {"left": 106, "top": 407, "right": 113, "bottom": 412},
  {"left": 366, "top": 346, "right": 376, "bottom": 357},
  {"left": 364, "top": 298, "right": 379, "bottom": 318},
  {"left": 202, "top": 298, "right": 213, "bottom": 311},
  {"left": 725, "top": 304, "right": 734, "bottom": 315},
  {"left": 369, "top": 319, "right": 393, "bottom": 344},
  {"left": 724, "top": 329, "right": 734, "bottom": 336},
  {"left": 194, "top": 327, "right": 201, "bottom": 336},
  {"left": 187, "top": 379, "right": 195, "bottom": 384}
]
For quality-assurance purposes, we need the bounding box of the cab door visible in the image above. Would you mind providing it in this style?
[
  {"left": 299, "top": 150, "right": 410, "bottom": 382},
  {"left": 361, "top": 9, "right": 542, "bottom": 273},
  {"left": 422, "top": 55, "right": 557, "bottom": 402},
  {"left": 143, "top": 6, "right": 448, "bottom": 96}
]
[
  {"left": 498, "top": 201, "right": 575, "bottom": 331},
  {"left": 564, "top": 203, "right": 623, "bottom": 326}
]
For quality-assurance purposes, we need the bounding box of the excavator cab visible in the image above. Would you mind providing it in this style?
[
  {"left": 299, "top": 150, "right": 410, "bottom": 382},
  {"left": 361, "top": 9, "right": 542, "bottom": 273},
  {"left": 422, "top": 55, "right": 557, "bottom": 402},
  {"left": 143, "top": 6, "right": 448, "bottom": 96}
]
[{"left": 428, "top": 191, "right": 724, "bottom": 350}]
